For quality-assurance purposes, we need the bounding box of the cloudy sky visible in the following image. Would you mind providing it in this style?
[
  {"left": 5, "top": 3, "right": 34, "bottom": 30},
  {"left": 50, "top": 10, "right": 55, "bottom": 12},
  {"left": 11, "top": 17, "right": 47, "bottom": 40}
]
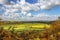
[{"left": 0, "top": 0, "right": 60, "bottom": 21}]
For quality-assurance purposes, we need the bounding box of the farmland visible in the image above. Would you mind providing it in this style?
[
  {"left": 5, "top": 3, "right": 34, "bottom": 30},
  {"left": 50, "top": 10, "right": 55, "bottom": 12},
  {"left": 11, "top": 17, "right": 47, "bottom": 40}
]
[
  {"left": 0, "top": 22, "right": 50, "bottom": 30},
  {"left": 0, "top": 21, "right": 60, "bottom": 40}
]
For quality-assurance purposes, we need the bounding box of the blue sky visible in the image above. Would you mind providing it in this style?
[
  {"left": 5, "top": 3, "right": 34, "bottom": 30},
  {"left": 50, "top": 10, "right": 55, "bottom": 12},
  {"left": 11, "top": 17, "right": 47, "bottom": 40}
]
[
  {"left": 8, "top": 0, "right": 38, "bottom": 4},
  {"left": 7, "top": 0, "right": 60, "bottom": 15},
  {"left": 0, "top": 0, "right": 60, "bottom": 21},
  {"left": 39, "top": 6, "right": 60, "bottom": 15}
]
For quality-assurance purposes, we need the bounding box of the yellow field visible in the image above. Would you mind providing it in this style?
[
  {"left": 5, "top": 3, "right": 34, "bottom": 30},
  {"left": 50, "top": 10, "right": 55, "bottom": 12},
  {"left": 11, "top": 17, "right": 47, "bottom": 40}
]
[
  {"left": 0, "top": 23, "right": 50, "bottom": 30},
  {"left": 0, "top": 21, "right": 60, "bottom": 40}
]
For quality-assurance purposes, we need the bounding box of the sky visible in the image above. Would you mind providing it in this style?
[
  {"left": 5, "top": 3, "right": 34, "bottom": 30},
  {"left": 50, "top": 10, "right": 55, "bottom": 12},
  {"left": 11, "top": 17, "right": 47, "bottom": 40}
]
[{"left": 0, "top": 0, "right": 60, "bottom": 21}]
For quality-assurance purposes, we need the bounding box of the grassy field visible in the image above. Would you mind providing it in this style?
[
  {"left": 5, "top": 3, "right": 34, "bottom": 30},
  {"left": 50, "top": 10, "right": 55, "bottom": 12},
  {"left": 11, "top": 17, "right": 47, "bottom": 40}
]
[
  {"left": 0, "top": 21, "right": 60, "bottom": 40},
  {"left": 0, "top": 22, "right": 51, "bottom": 31}
]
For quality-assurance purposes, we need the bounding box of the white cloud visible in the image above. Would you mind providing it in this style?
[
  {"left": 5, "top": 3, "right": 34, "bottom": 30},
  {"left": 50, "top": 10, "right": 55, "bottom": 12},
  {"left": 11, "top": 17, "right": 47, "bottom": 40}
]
[
  {"left": 36, "top": 13, "right": 49, "bottom": 17},
  {"left": 15, "top": 13, "right": 58, "bottom": 21},
  {"left": 27, "top": 13, "right": 32, "bottom": 17},
  {"left": 0, "top": 0, "right": 8, "bottom": 4},
  {"left": 20, "top": 0, "right": 26, "bottom": 5},
  {"left": 39, "top": 0, "right": 60, "bottom": 9},
  {"left": 0, "top": 0, "right": 60, "bottom": 21},
  {"left": 4, "top": 0, "right": 40, "bottom": 11},
  {"left": 2, "top": 8, "right": 20, "bottom": 21},
  {"left": 21, "top": 11, "right": 27, "bottom": 15},
  {"left": 1, "top": 0, "right": 40, "bottom": 21},
  {"left": 32, "top": 13, "right": 58, "bottom": 21},
  {"left": 2, "top": 12, "right": 20, "bottom": 21}
]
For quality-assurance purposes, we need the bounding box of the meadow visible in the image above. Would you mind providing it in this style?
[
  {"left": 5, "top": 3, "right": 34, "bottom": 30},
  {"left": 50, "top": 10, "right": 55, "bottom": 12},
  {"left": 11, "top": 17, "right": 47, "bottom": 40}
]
[
  {"left": 0, "top": 22, "right": 50, "bottom": 31},
  {"left": 0, "top": 21, "right": 60, "bottom": 40}
]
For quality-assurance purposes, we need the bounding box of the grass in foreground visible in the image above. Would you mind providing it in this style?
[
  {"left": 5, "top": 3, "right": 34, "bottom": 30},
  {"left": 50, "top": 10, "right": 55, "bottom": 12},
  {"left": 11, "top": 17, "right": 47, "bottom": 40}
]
[{"left": 0, "top": 21, "right": 60, "bottom": 40}]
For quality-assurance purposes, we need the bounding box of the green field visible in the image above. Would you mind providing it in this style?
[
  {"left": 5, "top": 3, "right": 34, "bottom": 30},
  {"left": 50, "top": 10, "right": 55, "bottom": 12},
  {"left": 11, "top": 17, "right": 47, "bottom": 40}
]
[
  {"left": 0, "top": 22, "right": 51, "bottom": 31},
  {"left": 0, "top": 21, "right": 60, "bottom": 40}
]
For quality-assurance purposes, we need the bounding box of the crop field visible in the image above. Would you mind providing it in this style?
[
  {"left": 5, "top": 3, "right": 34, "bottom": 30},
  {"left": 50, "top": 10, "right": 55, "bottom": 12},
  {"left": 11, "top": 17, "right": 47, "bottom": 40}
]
[
  {"left": 0, "top": 21, "right": 60, "bottom": 40},
  {"left": 0, "top": 22, "right": 50, "bottom": 31}
]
